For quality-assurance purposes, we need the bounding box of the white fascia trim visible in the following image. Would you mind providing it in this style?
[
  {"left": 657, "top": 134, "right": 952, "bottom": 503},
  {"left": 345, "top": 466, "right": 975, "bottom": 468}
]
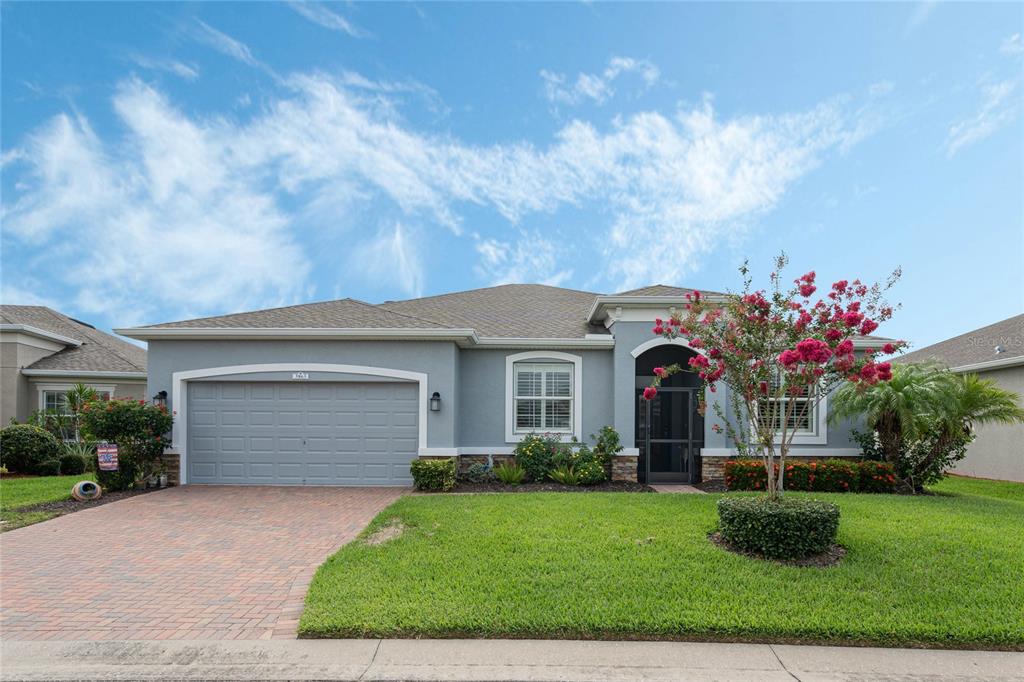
[
  {"left": 22, "top": 369, "right": 146, "bottom": 379},
  {"left": 587, "top": 295, "right": 728, "bottom": 324},
  {"left": 630, "top": 336, "right": 708, "bottom": 358},
  {"left": 852, "top": 337, "right": 896, "bottom": 349},
  {"left": 700, "top": 448, "right": 862, "bottom": 458},
  {"left": 171, "top": 363, "right": 430, "bottom": 485},
  {"left": 115, "top": 327, "right": 479, "bottom": 343},
  {"left": 504, "top": 350, "right": 583, "bottom": 443},
  {"left": 475, "top": 336, "right": 614, "bottom": 348},
  {"left": 951, "top": 356, "right": 1024, "bottom": 373},
  {"left": 0, "top": 324, "right": 82, "bottom": 347},
  {"left": 418, "top": 447, "right": 459, "bottom": 457}
]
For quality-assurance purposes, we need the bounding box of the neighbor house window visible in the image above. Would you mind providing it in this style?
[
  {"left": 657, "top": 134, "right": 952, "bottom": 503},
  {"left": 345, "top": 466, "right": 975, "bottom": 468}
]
[
  {"left": 42, "top": 390, "right": 70, "bottom": 415},
  {"left": 39, "top": 387, "right": 112, "bottom": 415},
  {"left": 513, "top": 362, "right": 574, "bottom": 433}
]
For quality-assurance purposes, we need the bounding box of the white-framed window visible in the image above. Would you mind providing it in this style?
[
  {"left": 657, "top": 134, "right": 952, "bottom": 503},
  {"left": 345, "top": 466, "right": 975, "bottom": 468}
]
[
  {"left": 754, "top": 380, "right": 827, "bottom": 445},
  {"left": 504, "top": 351, "right": 583, "bottom": 442},
  {"left": 513, "top": 363, "right": 574, "bottom": 433},
  {"left": 37, "top": 385, "right": 114, "bottom": 414}
]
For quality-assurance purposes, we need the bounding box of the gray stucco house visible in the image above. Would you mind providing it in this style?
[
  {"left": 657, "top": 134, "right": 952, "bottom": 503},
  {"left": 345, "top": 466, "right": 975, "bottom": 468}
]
[
  {"left": 898, "top": 313, "right": 1023, "bottom": 482},
  {"left": 1, "top": 305, "right": 147, "bottom": 425},
  {"left": 118, "top": 284, "right": 877, "bottom": 486}
]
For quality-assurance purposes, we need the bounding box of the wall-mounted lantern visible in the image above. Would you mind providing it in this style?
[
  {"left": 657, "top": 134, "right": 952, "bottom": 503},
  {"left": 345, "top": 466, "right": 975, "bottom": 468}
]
[
  {"left": 152, "top": 390, "right": 168, "bottom": 408},
  {"left": 430, "top": 391, "right": 442, "bottom": 412}
]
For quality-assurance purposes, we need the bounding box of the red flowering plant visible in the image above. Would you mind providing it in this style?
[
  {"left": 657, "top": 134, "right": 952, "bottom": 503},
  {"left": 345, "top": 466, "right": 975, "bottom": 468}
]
[
  {"left": 644, "top": 254, "right": 903, "bottom": 499},
  {"left": 80, "top": 398, "right": 173, "bottom": 491}
]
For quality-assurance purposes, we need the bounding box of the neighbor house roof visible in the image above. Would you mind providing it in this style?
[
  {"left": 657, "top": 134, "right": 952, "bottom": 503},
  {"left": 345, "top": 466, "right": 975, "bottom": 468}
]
[
  {"left": 614, "top": 284, "right": 725, "bottom": 297},
  {"left": 0, "top": 305, "right": 146, "bottom": 375},
  {"left": 897, "top": 314, "right": 1024, "bottom": 371}
]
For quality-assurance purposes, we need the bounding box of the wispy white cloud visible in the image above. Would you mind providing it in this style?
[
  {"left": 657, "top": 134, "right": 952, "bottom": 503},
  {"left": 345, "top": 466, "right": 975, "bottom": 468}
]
[
  {"left": 945, "top": 78, "right": 1019, "bottom": 157},
  {"left": 904, "top": 2, "right": 936, "bottom": 37},
  {"left": 541, "top": 56, "right": 660, "bottom": 108},
  {"left": 352, "top": 223, "right": 423, "bottom": 297},
  {"left": 1001, "top": 33, "right": 1024, "bottom": 56},
  {"left": 127, "top": 53, "right": 200, "bottom": 80},
  {"left": 289, "top": 2, "right": 368, "bottom": 38},
  {"left": 2, "top": 70, "right": 878, "bottom": 320},
  {"left": 192, "top": 20, "right": 260, "bottom": 67},
  {"left": 474, "top": 233, "right": 572, "bottom": 287}
]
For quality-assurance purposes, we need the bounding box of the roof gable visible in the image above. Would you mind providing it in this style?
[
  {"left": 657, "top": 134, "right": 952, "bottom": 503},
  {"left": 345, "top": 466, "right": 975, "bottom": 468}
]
[{"left": 0, "top": 305, "right": 146, "bottom": 372}]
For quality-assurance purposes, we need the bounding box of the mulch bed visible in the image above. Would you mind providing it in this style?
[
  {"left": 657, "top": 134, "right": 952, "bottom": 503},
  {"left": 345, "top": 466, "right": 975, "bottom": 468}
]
[
  {"left": 12, "top": 486, "right": 161, "bottom": 516},
  {"left": 708, "top": 531, "right": 846, "bottom": 568},
  {"left": 451, "top": 480, "right": 656, "bottom": 493}
]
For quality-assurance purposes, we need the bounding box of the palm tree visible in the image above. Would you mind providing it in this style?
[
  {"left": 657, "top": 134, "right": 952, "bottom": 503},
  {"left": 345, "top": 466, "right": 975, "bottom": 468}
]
[{"left": 832, "top": 363, "right": 1024, "bottom": 491}]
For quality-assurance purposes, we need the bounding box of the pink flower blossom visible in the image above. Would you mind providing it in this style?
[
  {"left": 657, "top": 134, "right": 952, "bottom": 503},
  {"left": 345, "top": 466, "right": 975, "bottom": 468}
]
[
  {"left": 778, "top": 349, "right": 802, "bottom": 368},
  {"left": 835, "top": 339, "right": 854, "bottom": 356},
  {"left": 882, "top": 343, "right": 895, "bottom": 354},
  {"left": 799, "top": 284, "right": 817, "bottom": 297},
  {"left": 825, "top": 328, "right": 843, "bottom": 342},
  {"left": 689, "top": 355, "right": 710, "bottom": 369},
  {"left": 653, "top": 366, "right": 668, "bottom": 377},
  {"left": 652, "top": 325, "right": 664, "bottom": 335},
  {"left": 860, "top": 319, "right": 879, "bottom": 335},
  {"left": 642, "top": 386, "right": 658, "bottom": 401},
  {"left": 795, "top": 338, "right": 833, "bottom": 363}
]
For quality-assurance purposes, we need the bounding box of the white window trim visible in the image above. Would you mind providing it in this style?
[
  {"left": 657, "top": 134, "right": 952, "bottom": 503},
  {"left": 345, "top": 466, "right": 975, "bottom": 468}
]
[
  {"left": 504, "top": 351, "right": 582, "bottom": 443},
  {"left": 756, "top": 392, "right": 828, "bottom": 446},
  {"left": 37, "top": 384, "right": 115, "bottom": 413}
]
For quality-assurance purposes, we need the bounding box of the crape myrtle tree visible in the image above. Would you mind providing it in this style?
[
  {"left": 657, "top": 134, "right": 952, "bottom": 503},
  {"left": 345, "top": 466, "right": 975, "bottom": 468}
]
[{"left": 643, "top": 255, "right": 903, "bottom": 498}]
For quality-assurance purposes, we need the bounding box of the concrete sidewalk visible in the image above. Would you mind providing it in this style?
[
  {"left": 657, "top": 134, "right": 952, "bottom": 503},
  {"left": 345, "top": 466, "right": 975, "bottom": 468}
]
[{"left": 2, "top": 639, "right": 1022, "bottom": 681}]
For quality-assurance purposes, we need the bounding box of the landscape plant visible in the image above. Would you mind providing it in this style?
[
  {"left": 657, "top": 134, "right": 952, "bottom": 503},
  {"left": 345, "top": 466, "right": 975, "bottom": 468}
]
[
  {"left": 80, "top": 398, "right": 172, "bottom": 491},
  {"left": 409, "top": 458, "right": 456, "bottom": 491},
  {"left": 832, "top": 363, "right": 1024, "bottom": 491},
  {"left": 492, "top": 461, "right": 526, "bottom": 485},
  {"left": 460, "top": 462, "right": 494, "bottom": 483},
  {"left": 644, "top": 255, "right": 902, "bottom": 498},
  {"left": 724, "top": 458, "right": 897, "bottom": 493},
  {"left": 514, "top": 433, "right": 564, "bottom": 481},
  {"left": 0, "top": 424, "right": 61, "bottom": 474}
]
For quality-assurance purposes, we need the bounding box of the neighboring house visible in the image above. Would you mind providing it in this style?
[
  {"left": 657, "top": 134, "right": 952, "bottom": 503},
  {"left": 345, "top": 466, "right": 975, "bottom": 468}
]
[
  {"left": 898, "top": 314, "right": 1024, "bottom": 482},
  {"left": 117, "top": 284, "right": 882, "bottom": 487},
  {"left": 0, "top": 306, "right": 147, "bottom": 425}
]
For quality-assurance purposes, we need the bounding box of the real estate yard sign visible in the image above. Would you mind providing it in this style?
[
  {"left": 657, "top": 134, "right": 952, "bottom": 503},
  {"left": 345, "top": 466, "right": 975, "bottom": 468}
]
[{"left": 97, "top": 444, "right": 119, "bottom": 471}]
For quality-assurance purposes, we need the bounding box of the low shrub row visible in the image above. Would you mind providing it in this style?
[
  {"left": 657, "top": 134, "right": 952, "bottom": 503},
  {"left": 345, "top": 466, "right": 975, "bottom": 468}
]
[
  {"left": 725, "top": 458, "right": 897, "bottom": 493},
  {"left": 514, "top": 431, "right": 614, "bottom": 485},
  {"left": 410, "top": 458, "right": 456, "bottom": 491}
]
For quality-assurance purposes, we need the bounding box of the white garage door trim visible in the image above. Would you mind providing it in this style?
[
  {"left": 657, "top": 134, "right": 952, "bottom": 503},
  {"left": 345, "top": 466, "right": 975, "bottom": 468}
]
[{"left": 171, "top": 363, "right": 428, "bottom": 484}]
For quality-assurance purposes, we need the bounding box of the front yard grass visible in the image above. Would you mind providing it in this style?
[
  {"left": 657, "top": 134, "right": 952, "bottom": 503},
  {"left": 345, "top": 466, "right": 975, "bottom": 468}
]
[
  {"left": 0, "top": 474, "right": 95, "bottom": 530},
  {"left": 301, "top": 478, "right": 1024, "bottom": 649}
]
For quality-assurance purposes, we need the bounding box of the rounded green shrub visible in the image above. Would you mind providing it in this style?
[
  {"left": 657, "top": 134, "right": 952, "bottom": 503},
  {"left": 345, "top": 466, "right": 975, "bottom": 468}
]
[
  {"left": 576, "top": 459, "right": 607, "bottom": 486},
  {"left": 410, "top": 458, "right": 456, "bottom": 491},
  {"left": 59, "top": 453, "right": 87, "bottom": 476},
  {"left": 0, "top": 424, "right": 61, "bottom": 474},
  {"left": 35, "top": 458, "right": 62, "bottom": 476},
  {"left": 81, "top": 398, "right": 172, "bottom": 491},
  {"left": 717, "top": 496, "right": 840, "bottom": 560}
]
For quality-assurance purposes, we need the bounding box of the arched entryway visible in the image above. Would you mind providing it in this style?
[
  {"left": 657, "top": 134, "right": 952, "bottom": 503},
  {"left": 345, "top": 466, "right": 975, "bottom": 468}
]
[{"left": 635, "top": 345, "right": 705, "bottom": 483}]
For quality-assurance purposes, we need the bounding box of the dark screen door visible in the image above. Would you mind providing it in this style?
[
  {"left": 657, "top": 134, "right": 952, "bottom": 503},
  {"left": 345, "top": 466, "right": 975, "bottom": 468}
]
[{"left": 638, "top": 388, "right": 699, "bottom": 483}]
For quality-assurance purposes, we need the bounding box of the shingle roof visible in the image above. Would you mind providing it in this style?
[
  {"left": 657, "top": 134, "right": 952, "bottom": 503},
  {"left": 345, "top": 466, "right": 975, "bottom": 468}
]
[
  {"left": 614, "top": 284, "right": 725, "bottom": 297},
  {"left": 0, "top": 306, "right": 146, "bottom": 373},
  {"left": 897, "top": 314, "right": 1024, "bottom": 368},
  {"left": 142, "top": 298, "right": 446, "bottom": 330},
  {"left": 379, "top": 284, "right": 608, "bottom": 338}
]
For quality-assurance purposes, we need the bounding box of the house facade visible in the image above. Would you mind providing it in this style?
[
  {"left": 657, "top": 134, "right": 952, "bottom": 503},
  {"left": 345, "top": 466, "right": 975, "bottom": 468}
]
[
  {"left": 898, "top": 313, "right": 1023, "bottom": 482},
  {"left": 1, "top": 306, "right": 147, "bottom": 425},
  {"left": 119, "top": 284, "right": 873, "bottom": 486}
]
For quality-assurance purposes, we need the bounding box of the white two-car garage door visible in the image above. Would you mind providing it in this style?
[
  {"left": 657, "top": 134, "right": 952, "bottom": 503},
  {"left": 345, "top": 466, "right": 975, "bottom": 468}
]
[{"left": 187, "top": 381, "right": 418, "bottom": 485}]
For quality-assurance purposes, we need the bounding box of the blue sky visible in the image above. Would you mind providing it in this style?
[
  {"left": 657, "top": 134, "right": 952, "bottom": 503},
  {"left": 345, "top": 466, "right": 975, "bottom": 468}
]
[{"left": 2, "top": 2, "right": 1021, "bottom": 349}]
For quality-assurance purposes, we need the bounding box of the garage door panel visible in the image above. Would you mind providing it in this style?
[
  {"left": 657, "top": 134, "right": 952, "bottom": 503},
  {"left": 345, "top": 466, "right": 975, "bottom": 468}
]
[{"left": 188, "top": 381, "right": 417, "bottom": 485}]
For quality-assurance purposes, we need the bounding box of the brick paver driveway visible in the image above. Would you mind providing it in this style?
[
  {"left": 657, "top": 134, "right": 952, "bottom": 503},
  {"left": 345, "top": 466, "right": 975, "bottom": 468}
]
[{"left": 0, "top": 486, "right": 404, "bottom": 641}]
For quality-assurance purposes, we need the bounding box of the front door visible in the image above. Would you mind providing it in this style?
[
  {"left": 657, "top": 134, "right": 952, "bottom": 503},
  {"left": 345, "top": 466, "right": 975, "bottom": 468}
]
[{"left": 637, "top": 387, "right": 702, "bottom": 483}]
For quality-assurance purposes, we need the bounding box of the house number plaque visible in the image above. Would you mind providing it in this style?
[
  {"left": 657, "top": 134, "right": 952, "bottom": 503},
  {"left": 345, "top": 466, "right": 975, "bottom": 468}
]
[{"left": 292, "top": 372, "right": 310, "bottom": 380}]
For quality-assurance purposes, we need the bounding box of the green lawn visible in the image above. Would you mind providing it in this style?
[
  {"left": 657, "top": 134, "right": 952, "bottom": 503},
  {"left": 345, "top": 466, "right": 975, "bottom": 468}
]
[
  {"left": 301, "top": 479, "right": 1024, "bottom": 649},
  {"left": 0, "top": 474, "right": 94, "bottom": 530}
]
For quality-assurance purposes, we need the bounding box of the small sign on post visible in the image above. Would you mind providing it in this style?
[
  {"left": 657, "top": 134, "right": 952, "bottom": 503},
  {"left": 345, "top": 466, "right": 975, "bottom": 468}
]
[{"left": 97, "top": 444, "right": 119, "bottom": 471}]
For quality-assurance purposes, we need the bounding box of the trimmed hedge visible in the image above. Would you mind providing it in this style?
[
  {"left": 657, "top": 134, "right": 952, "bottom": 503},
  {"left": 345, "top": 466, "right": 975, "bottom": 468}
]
[
  {"left": 0, "top": 424, "right": 61, "bottom": 474},
  {"left": 725, "top": 458, "right": 897, "bottom": 493},
  {"left": 35, "top": 459, "right": 62, "bottom": 476},
  {"left": 59, "top": 453, "right": 88, "bottom": 476},
  {"left": 410, "top": 458, "right": 456, "bottom": 492},
  {"left": 718, "top": 496, "right": 840, "bottom": 560}
]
